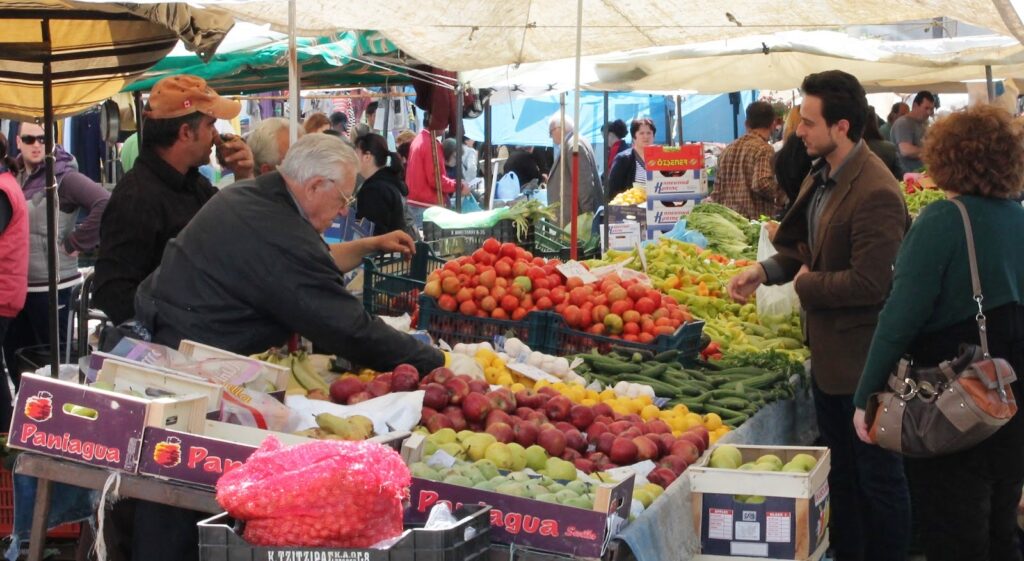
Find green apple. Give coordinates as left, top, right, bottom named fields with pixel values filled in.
left=544, top=457, right=577, bottom=481
left=442, top=474, right=473, bottom=487
left=495, top=482, right=527, bottom=497
left=564, top=496, right=593, bottom=509
left=633, top=489, right=654, bottom=508
left=756, top=454, right=783, bottom=470
left=782, top=462, right=806, bottom=473
left=429, top=428, right=458, bottom=445
left=753, top=462, right=780, bottom=472
left=525, top=445, right=548, bottom=471
left=474, top=459, right=500, bottom=480
left=791, top=453, right=818, bottom=471
left=457, top=430, right=475, bottom=442
left=410, top=462, right=441, bottom=481
left=738, top=462, right=757, bottom=471
left=484, top=443, right=513, bottom=469
left=536, top=493, right=560, bottom=503
left=439, top=443, right=465, bottom=459
left=709, top=445, right=743, bottom=469
left=745, top=495, right=766, bottom=504
left=474, top=480, right=498, bottom=491
left=465, top=433, right=497, bottom=461
left=506, top=443, right=528, bottom=471
left=566, top=480, right=591, bottom=495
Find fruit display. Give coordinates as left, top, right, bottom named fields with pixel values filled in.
left=706, top=445, right=819, bottom=504
left=252, top=350, right=335, bottom=398
left=327, top=363, right=421, bottom=405
left=587, top=237, right=808, bottom=360
left=685, top=203, right=761, bottom=260
left=610, top=186, right=646, bottom=206
left=293, top=413, right=374, bottom=441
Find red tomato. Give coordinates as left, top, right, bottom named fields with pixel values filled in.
left=512, top=307, right=528, bottom=321
left=635, top=297, right=657, bottom=315
left=479, top=269, right=497, bottom=289
left=482, top=238, right=501, bottom=255
left=528, top=266, right=546, bottom=282
left=533, top=277, right=550, bottom=291
left=646, top=289, right=663, bottom=302
left=495, top=277, right=509, bottom=288
left=638, top=332, right=655, bottom=344
left=623, top=334, right=640, bottom=342
left=610, top=300, right=631, bottom=317
left=501, top=294, right=519, bottom=313
left=520, top=295, right=534, bottom=309
left=579, top=303, right=594, bottom=328
left=443, top=261, right=461, bottom=273
left=626, top=284, right=647, bottom=301
left=491, top=307, right=508, bottom=319
left=532, top=257, right=546, bottom=266
left=563, top=305, right=582, bottom=328
left=607, top=286, right=628, bottom=302
left=500, top=242, right=518, bottom=259
left=565, top=277, right=585, bottom=290
left=655, top=317, right=672, bottom=327
left=570, top=287, right=589, bottom=306
left=592, top=305, right=610, bottom=324
left=550, top=286, right=567, bottom=304
left=438, top=294, right=457, bottom=312
left=655, top=325, right=676, bottom=336
left=588, top=323, right=606, bottom=335
left=456, top=287, right=473, bottom=303
left=494, top=261, right=513, bottom=278
left=473, top=286, right=489, bottom=300
left=480, top=296, right=497, bottom=312
left=491, top=286, right=507, bottom=300
left=622, top=310, right=641, bottom=324
left=536, top=296, right=553, bottom=310
left=623, top=322, right=640, bottom=335
left=554, top=302, right=567, bottom=314
left=593, top=293, right=609, bottom=307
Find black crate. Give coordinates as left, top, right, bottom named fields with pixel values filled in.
left=422, top=219, right=533, bottom=256
left=362, top=242, right=445, bottom=317
left=199, top=504, right=491, bottom=561
left=540, top=312, right=705, bottom=358
left=532, top=219, right=600, bottom=261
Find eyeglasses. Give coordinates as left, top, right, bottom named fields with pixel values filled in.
left=325, top=178, right=355, bottom=209
left=19, top=135, right=45, bottom=145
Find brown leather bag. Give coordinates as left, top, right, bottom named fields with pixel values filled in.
left=865, top=199, right=1018, bottom=458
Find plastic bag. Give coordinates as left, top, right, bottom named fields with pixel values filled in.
left=216, top=436, right=411, bottom=547
left=423, top=205, right=508, bottom=229
left=496, top=171, right=520, bottom=200
left=754, top=223, right=801, bottom=316
left=459, top=194, right=482, bottom=213
left=653, top=219, right=708, bottom=248
left=219, top=385, right=304, bottom=433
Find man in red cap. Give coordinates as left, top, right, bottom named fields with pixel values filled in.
left=90, top=75, right=252, bottom=561
left=93, top=75, right=254, bottom=327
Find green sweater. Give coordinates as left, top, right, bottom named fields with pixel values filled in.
left=854, top=195, right=1024, bottom=409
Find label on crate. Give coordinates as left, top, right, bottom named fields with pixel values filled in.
left=734, top=520, right=760, bottom=541
left=138, top=427, right=256, bottom=488
left=701, top=494, right=802, bottom=558
left=643, top=145, right=704, bottom=171
left=766, top=511, right=792, bottom=543
left=603, top=222, right=643, bottom=252
left=708, top=508, right=733, bottom=540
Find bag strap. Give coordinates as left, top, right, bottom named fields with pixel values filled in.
left=950, top=198, right=991, bottom=359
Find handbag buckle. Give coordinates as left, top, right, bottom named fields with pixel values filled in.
left=897, top=378, right=918, bottom=401
left=916, top=381, right=939, bottom=403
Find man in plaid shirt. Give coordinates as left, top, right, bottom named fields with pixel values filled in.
left=710, top=101, right=787, bottom=219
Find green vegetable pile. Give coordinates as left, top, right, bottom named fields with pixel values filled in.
left=686, top=203, right=761, bottom=260
left=904, top=189, right=945, bottom=217
left=505, top=199, right=558, bottom=239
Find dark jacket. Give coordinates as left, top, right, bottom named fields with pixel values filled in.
left=607, top=147, right=641, bottom=199
left=356, top=167, right=408, bottom=235
left=866, top=139, right=903, bottom=180
left=93, top=149, right=218, bottom=324
left=503, top=149, right=542, bottom=187
left=134, top=171, right=445, bottom=374
left=766, top=143, right=910, bottom=394
left=773, top=134, right=814, bottom=218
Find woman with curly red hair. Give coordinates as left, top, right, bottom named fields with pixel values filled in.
left=853, top=104, right=1024, bottom=561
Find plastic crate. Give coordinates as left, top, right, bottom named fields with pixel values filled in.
left=417, top=295, right=548, bottom=350
left=198, top=504, right=491, bottom=561
left=362, top=242, right=445, bottom=317
left=0, top=464, right=80, bottom=538
left=422, top=219, right=533, bottom=256
left=540, top=312, right=705, bottom=357
left=531, top=219, right=600, bottom=261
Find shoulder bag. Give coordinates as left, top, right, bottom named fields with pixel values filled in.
left=865, top=198, right=1018, bottom=457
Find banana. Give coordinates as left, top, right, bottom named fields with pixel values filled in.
left=291, top=355, right=329, bottom=393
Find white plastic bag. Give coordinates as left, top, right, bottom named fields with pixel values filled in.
left=495, top=171, right=520, bottom=200
left=754, top=223, right=801, bottom=316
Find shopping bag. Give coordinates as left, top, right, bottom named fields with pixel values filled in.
left=754, top=223, right=801, bottom=316
left=496, top=171, right=521, bottom=200
left=459, top=194, right=482, bottom=213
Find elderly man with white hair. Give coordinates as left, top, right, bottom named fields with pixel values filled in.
left=546, top=114, right=603, bottom=227
left=134, top=133, right=446, bottom=375
left=247, top=116, right=293, bottom=176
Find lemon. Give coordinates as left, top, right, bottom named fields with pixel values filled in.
left=703, top=413, right=723, bottom=431
left=640, top=404, right=661, bottom=421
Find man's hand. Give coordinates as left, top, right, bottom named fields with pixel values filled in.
left=727, top=264, right=767, bottom=303
left=461, top=181, right=472, bottom=196
left=216, top=135, right=255, bottom=180
left=372, top=230, right=416, bottom=258
left=794, top=264, right=811, bottom=282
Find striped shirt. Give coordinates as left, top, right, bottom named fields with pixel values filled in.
left=710, top=132, right=785, bottom=219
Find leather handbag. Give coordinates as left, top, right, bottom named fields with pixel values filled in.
left=865, top=199, right=1018, bottom=457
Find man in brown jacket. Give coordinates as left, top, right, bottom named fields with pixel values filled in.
left=728, top=70, right=911, bottom=561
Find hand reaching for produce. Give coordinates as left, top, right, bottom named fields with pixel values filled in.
left=853, top=408, right=872, bottom=444
left=727, top=264, right=766, bottom=303
left=373, top=230, right=416, bottom=258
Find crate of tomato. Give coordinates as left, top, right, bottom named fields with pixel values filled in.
left=362, top=242, right=444, bottom=320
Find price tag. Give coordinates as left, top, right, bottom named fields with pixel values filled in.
left=556, top=261, right=599, bottom=284
left=636, top=242, right=649, bottom=274
left=505, top=362, right=561, bottom=384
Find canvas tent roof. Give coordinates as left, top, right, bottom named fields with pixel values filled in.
left=84, top=0, right=1024, bottom=71
left=460, top=31, right=1024, bottom=94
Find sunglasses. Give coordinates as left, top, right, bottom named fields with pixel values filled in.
left=19, top=135, right=45, bottom=145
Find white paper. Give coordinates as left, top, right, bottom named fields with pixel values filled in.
left=286, top=390, right=424, bottom=435
left=556, top=261, right=599, bottom=284
left=708, top=508, right=733, bottom=540
left=426, top=449, right=458, bottom=469
left=735, top=520, right=761, bottom=541
left=505, top=362, right=561, bottom=384
left=766, top=511, right=792, bottom=543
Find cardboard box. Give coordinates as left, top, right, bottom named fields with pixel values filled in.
left=96, top=357, right=225, bottom=413
left=9, top=373, right=207, bottom=472
left=689, top=445, right=831, bottom=561
left=644, top=144, right=708, bottom=197
left=646, top=199, right=697, bottom=227
left=402, top=434, right=632, bottom=559
left=138, top=420, right=411, bottom=489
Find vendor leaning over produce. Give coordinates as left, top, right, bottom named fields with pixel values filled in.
left=130, top=133, right=456, bottom=561
left=135, top=133, right=446, bottom=375
left=727, top=70, right=912, bottom=561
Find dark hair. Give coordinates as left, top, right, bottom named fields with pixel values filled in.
left=322, top=129, right=342, bottom=137
left=913, top=91, right=935, bottom=106
left=355, top=132, right=403, bottom=176
left=329, top=111, right=350, bottom=130
left=396, top=142, right=411, bottom=162
left=630, top=118, right=656, bottom=137
left=800, top=70, right=868, bottom=143
left=862, top=107, right=884, bottom=142
left=141, top=107, right=205, bottom=150
left=366, top=101, right=379, bottom=114
left=608, top=119, right=628, bottom=139
left=0, top=133, right=15, bottom=171
left=887, top=102, right=907, bottom=125
left=774, top=133, right=814, bottom=205
left=745, top=101, right=776, bottom=130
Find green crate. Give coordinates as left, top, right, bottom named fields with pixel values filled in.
left=532, top=219, right=600, bottom=260
left=362, top=242, right=445, bottom=317
left=422, top=219, right=533, bottom=257
left=417, top=295, right=549, bottom=349
left=539, top=312, right=705, bottom=357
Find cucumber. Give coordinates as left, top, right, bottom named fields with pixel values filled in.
left=639, top=363, right=669, bottom=380
left=653, top=349, right=680, bottom=363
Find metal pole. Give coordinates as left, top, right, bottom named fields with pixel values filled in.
left=483, top=98, right=493, bottom=209
left=382, top=86, right=392, bottom=138
left=665, top=97, right=674, bottom=146
left=570, top=0, right=583, bottom=260
left=42, top=21, right=58, bottom=377
left=986, top=65, right=996, bottom=103
left=455, top=83, right=464, bottom=213
left=559, top=92, right=566, bottom=224
left=133, top=90, right=144, bottom=145
left=287, top=0, right=299, bottom=143
left=602, top=91, right=609, bottom=176
left=676, top=95, right=684, bottom=144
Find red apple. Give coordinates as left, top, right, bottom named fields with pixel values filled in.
left=461, top=392, right=493, bottom=422
left=592, top=402, right=614, bottom=419
left=609, top=437, right=639, bottom=465
left=514, top=406, right=535, bottom=419
left=425, top=413, right=454, bottom=432
left=442, top=406, right=467, bottom=431
left=596, top=432, right=616, bottom=455
left=623, top=414, right=642, bottom=424
left=468, top=379, right=490, bottom=394
left=564, top=428, right=587, bottom=452
left=544, top=395, right=573, bottom=422
left=538, top=428, right=567, bottom=457
left=594, top=415, right=616, bottom=426
left=443, top=378, right=471, bottom=405
left=621, top=427, right=644, bottom=440
left=569, top=405, right=595, bottom=431
left=424, top=366, right=455, bottom=385
left=561, top=448, right=583, bottom=462
left=633, top=436, right=660, bottom=462
left=652, top=434, right=675, bottom=457
left=688, top=426, right=711, bottom=450
left=391, top=364, right=420, bottom=392
left=486, top=409, right=513, bottom=427
left=526, top=411, right=549, bottom=427
left=669, top=440, right=700, bottom=464
left=608, top=420, right=631, bottom=434
left=513, top=422, right=539, bottom=447
left=366, top=376, right=392, bottom=397
left=644, top=420, right=672, bottom=434
left=422, top=383, right=450, bottom=410
left=486, top=422, right=515, bottom=444
left=554, top=421, right=576, bottom=433
left=486, top=389, right=516, bottom=413
left=347, top=391, right=372, bottom=404
left=514, top=389, right=544, bottom=409
left=574, top=458, right=596, bottom=473
left=537, top=386, right=559, bottom=398
left=329, top=377, right=365, bottom=404
left=647, top=467, right=678, bottom=489
left=420, top=407, right=438, bottom=422
left=679, top=429, right=708, bottom=454
left=587, top=421, right=609, bottom=445
left=658, top=455, right=690, bottom=476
